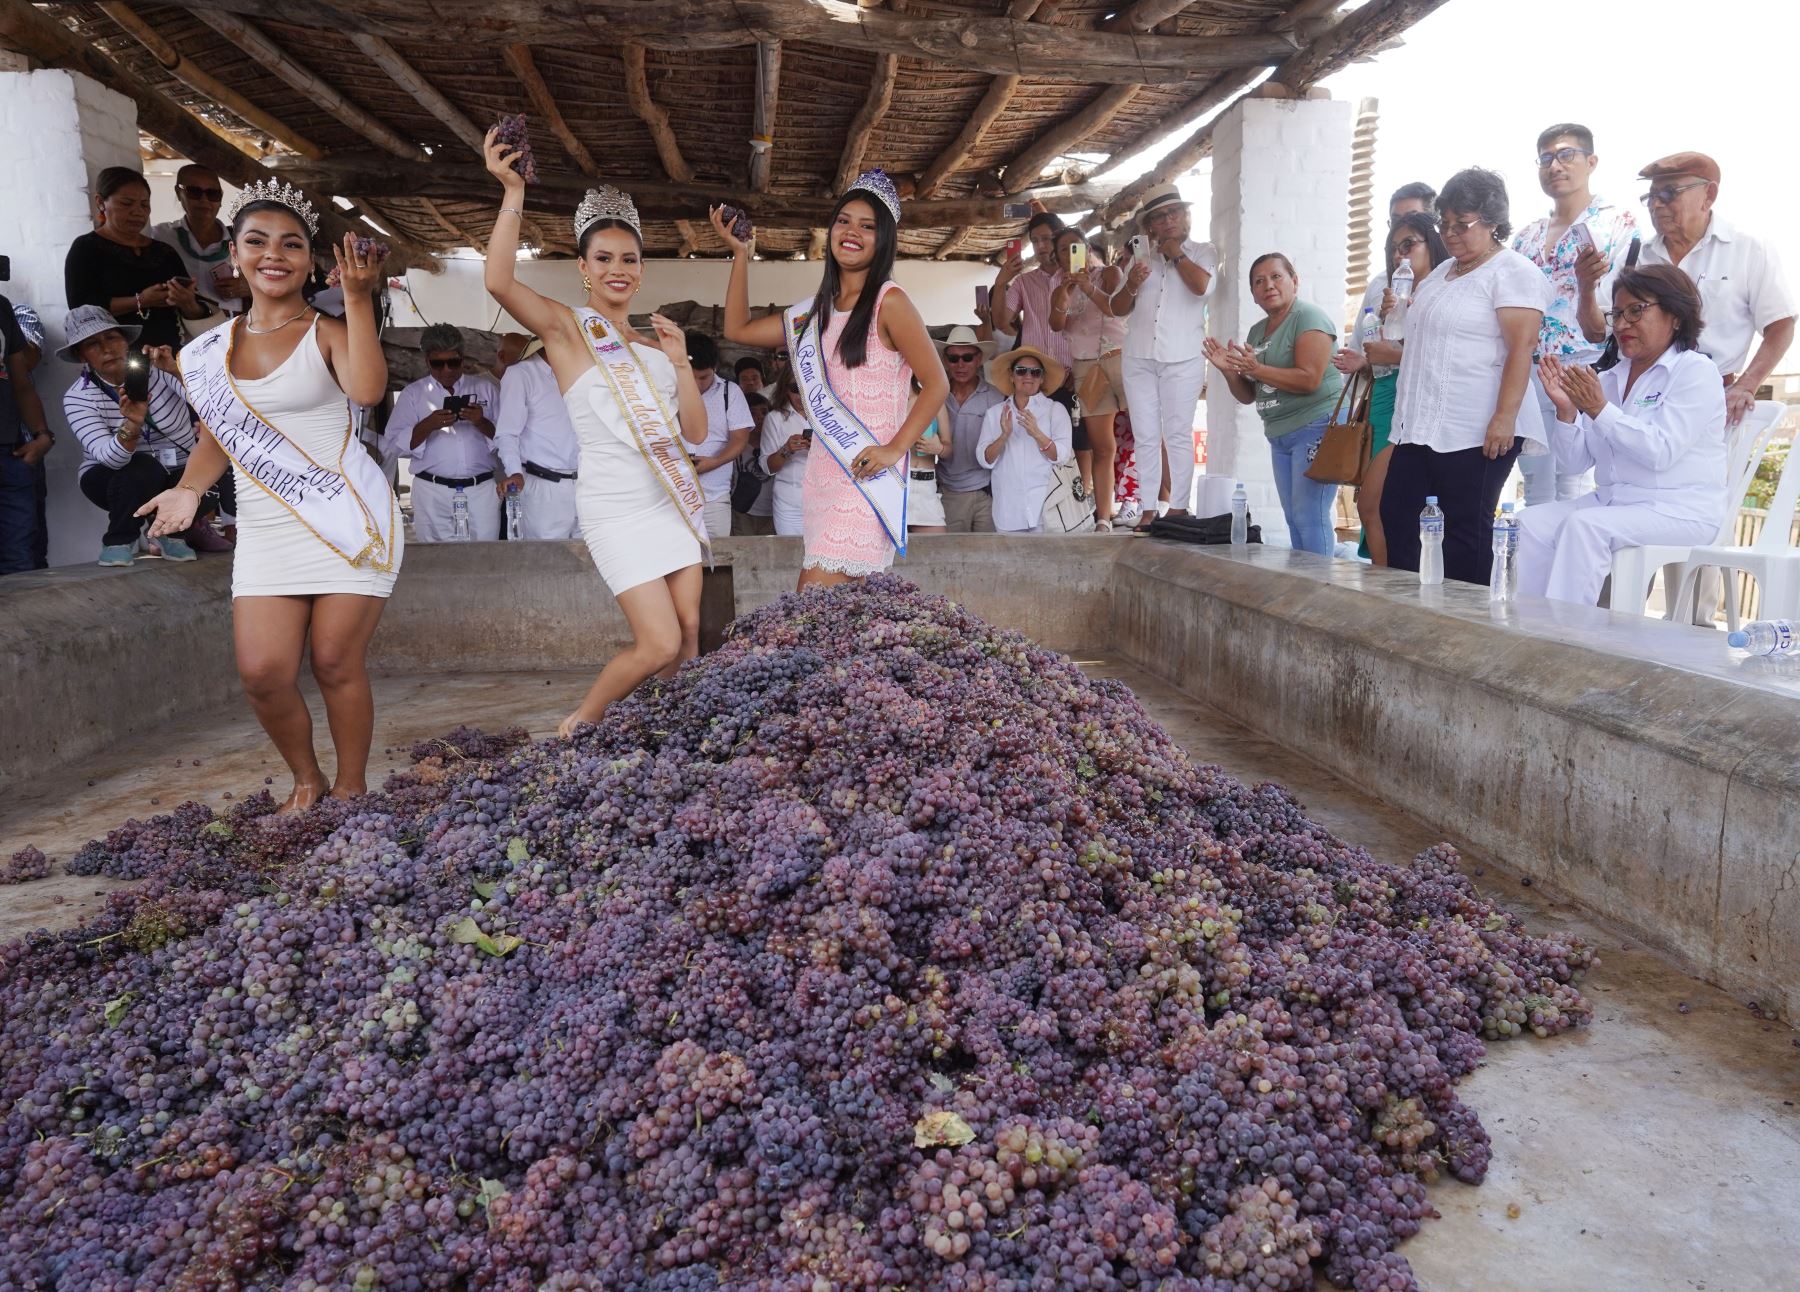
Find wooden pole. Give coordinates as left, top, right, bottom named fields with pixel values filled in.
left=1000, top=85, right=1136, bottom=194
left=749, top=40, right=780, bottom=193
left=620, top=44, right=700, bottom=254
left=833, top=54, right=897, bottom=194
left=348, top=33, right=486, bottom=154
left=500, top=45, right=599, bottom=178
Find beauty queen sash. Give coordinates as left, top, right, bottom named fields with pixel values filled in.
left=180, top=321, right=396, bottom=570
left=783, top=300, right=907, bottom=552
left=574, top=308, right=709, bottom=552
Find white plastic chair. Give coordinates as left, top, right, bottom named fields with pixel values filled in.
left=1669, top=414, right=1800, bottom=628
left=1609, top=399, right=1786, bottom=616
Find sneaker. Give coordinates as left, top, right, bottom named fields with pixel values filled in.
left=152, top=535, right=197, bottom=562
left=134, top=534, right=164, bottom=559
left=186, top=520, right=236, bottom=553
left=98, top=544, right=134, bottom=567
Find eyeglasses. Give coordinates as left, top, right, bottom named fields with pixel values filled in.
left=1011, top=365, right=1044, bottom=377
left=1536, top=146, right=1591, bottom=169
left=180, top=185, right=224, bottom=201
left=1440, top=216, right=1489, bottom=238
left=428, top=358, right=463, bottom=370
left=1603, top=301, right=1660, bottom=326
left=944, top=351, right=982, bottom=363
left=1641, top=180, right=1708, bottom=207
left=1394, top=236, right=1425, bottom=255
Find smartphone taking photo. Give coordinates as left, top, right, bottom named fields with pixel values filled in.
left=122, top=352, right=151, bottom=403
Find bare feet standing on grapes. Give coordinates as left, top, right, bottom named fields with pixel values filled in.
left=276, top=780, right=328, bottom=815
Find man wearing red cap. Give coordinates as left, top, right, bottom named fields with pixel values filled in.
left=1633, top=151, right=1793, bottom=427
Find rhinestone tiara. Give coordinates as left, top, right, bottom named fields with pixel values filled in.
left=844, top=168, right=901, bottom=224
left=226, top=179, right=320, bottom=237
left=575, top=185, right=641, bottom=240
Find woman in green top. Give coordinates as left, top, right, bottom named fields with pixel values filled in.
left=1334, top=212, right=1450, bottom=563
left=1204, top=253, right=1343, bottom=555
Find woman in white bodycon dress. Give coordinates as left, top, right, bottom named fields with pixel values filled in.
left=138, top=187, right=399, bottom=812
left=481, top=129, right=709, bottom=736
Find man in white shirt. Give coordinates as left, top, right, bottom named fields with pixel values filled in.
left=685, top=331, right=754, bottom=541
left=1633, top=152, right=1794, bottom=428
left=150, top=165, right=245, bottom=325
left=493, top=338, right=580, bottom=540
left=1111, top=185, right=1217, bottom=530
left=385, top=324, right=502, bottom=541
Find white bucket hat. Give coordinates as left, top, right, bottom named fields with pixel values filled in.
left=58, top=305, right=140, bottom=364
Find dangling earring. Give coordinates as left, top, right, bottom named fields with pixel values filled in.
left=581, top=271, right=592, bottom=293
left=231, top=264, right=240, bottom=278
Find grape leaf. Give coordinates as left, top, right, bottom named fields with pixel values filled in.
left=506, top=838, right=529, bottom=863
left=472, top=880, right=497, bottom=899
left=102, top=992, right=135, bottom=1028
left=913, top=1110, right=975, bottom=1148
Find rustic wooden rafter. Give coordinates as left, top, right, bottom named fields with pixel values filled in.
left=348, top=32, right=485, bottom=153
left=621, top=44, right=701, bottom=255
left=500, top=45, right=599, bottom=177
left=749, top=40, right=780, bottom=192
left=833, top=53, right=897, bottom=194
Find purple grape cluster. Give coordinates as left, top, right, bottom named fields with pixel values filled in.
left=493, top=113, right=537, bottom=184
left=0, top=577, right=1593, bottom=1289
left=0, top=846, right=51, bottom=885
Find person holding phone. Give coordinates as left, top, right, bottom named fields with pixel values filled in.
left=57, top=306, right=200, bottom=564
left=1049, top=228, right=1127, bottom=530
left=1511, top=123, right=1638, bottom=505
left=152, top=163, right=249, bottom=321
left=990, top=213, right=1071, bottom=375
left=759, top=370, right=811, bottom=537
left=384, top=323, right=502, bottom=540
left=65, top=168, right=209, bottom=351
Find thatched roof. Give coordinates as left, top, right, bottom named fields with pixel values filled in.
left=3, top=0, right=1447, bottom=266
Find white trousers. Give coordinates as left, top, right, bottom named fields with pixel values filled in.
left=1121, top=355, right=1205, bottom=513
left=773, top=497, right=805, bottom=536
left=412, top=476, right=501, bottom=541
left=702, top=495, right=733, bottom=544
left=1516, top=492, right=1713, bottom=606
left=519, top=474, right=580, bottom=540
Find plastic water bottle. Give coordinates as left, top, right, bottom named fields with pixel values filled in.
left=1727, top=619, right=1797, bottom=656
left=1488, top=503, right=1517, bottom=602
left=504, top=482, right=523, bottom=541
left=1385, top=262, right=1414, bottom=342
left=1230, top=482, right=1248, bottom=546
left=451, top=486, right=471, bottom=541
left=1357, top=306, right=1379, bottom=352
left=1418, top=495, right=1444, bottom=586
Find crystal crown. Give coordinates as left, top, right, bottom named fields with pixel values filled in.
left=575, top=186, right=642, bottom=240
left=226, top=179, right=320, bottom=237
left=844, top=168, right=901, bottom=224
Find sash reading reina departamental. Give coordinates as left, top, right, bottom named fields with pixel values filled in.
left=783, top=300, right=908, bottom=552
left=179, top=322, right=396, bottom=570
left=574, top=307, right=709, bottom=552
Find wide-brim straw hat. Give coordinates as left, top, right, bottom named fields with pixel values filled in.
left=58, top=304, right=140, bottom=363
left=937, top=324, right=995, bottom=359
left=987, top=345, right=1066, bottom=396
left=1136, top=183, right=1191, bottom=227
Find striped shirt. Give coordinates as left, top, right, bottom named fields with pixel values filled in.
left=64, top=365, right=197, bottom=478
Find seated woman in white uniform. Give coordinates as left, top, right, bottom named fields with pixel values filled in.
left=480, top=128, right=710, bottom=736
left=137, top=181, right=401, bottom=813
left=1523, top=264, right=1726, bottom=606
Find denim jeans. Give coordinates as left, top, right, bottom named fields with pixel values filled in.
left=0, top=450, right=39, bottom=575
left=1267, top=415, right=1338, bottom=556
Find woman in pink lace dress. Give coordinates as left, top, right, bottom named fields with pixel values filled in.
left=713, top=172, right=947, bottom=588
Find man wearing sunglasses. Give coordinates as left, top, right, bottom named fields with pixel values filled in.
left=150, top=164, right=247, bottom=320
left=1633, top=152, right=1793, bottom=429
left=935, top=326, right=1004, bottom=532
left=1511, top=123, right=1636, bottom=505
left=385, top=324, right=502, bottom=541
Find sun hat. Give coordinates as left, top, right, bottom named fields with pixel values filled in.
left=58, top=304, right=140, bottom=363
left=987, top=345, right=1066, bottom=396
left=937, top=325, right=995, bottom=359
left=1136, top=183, right=1191, bottom=227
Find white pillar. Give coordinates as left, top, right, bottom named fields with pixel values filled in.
left=0, top=69, right=141, bottom=567
left=1204, top=90, right=1353, bottom=529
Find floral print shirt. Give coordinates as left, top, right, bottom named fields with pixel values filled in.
left=1512, top=197, right=1638, bottom=360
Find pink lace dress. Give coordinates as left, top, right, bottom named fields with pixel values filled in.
left=801, top=283, right=913, bottom=575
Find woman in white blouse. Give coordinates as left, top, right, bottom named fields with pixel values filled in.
left=758, top=372, right=810, bottom=537
left=976, top=346, right=1073, bottom=534
left=1382, top=168, right=1550, bottom=584
left=1521, top=265, right=1725, bottom=604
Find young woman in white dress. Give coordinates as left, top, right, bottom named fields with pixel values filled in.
left=136, top=183, right=400, bottom=813
left=481, top=130, right=710, bottom=736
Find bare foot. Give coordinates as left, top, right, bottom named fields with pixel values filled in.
left=276, top=781, right=328, bottom=815
left=329, top=783, right=367, bottom=802
left=557, top=711, right=584, bottom=739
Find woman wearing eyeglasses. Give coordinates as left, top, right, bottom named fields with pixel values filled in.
left=1382, top=168, right=1550, bottom=585
left=1334, top=213, right=1450, bottom=564
left=151, top=164, right=251, bottom=322
left=975, top=347, right=1073, bottom=534
left=1519, top=265, right=1725, bottom=605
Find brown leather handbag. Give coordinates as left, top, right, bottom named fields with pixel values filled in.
left=1304, top=370, right=1373, bottom=486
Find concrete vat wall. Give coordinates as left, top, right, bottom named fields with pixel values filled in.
left=1111, top=543, right=1800, bottom=1020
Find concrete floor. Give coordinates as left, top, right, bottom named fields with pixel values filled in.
left=2, top=666, right=1797, bottom=1291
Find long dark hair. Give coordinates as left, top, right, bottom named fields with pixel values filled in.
left=1385, top=212, right=1449, bottom=283
left=806, top=193, right=897, bottom=370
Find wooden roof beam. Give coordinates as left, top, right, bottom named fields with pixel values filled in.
left=749, top=40, right=780, bottom=193
left=620, top=45, right=699, bottom=255
left=191, top=10, right=428, bottom=162
left=348, top=33, right=485, bottom=155
left=833, top=53, right=897, bottom=194
left=915, top=75, right=1018, bottom=199
left=1000, top=84, right=1136, bottom=194
left=95, top=2, right=322, bottom=157
left=501, top=45, right=599, bottom=178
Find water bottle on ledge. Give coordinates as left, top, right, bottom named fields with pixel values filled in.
left=504, top=481, right=523, bottom=541
left=1727, top=619, right=1796, bottom=656
left=451, top=486, right=471, bottom=541
left=1230, top=482, right=1248, bottom=546
left=1418, top=496, right=1444, bottom=586
left=1488, top=503, right=1517, bottom=603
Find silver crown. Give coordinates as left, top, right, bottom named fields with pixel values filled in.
left=226, top=179, right=320, bottom=237
left=575, top=186, right=641, bottom=240
left=844, top=168, right=901, bottom=224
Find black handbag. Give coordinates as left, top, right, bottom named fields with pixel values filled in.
left=1147, top=512, right=1261, bottom=545
left=1592, top=235, right=1641, bottom=373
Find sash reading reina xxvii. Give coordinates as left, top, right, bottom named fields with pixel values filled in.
left=179, top=322, right=396, bottom=569
left=575, top=308, right=709, bottom=551
left=783, top=300, right=908, bottom=552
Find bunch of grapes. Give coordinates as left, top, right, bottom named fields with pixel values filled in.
left=0, top=847, right=51, bottom=885
left=0, top=577, right=1593, bottom=1289
left=493, top=113, right=537, bottom=183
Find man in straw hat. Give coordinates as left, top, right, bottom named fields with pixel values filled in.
left=493, top=335, right=582, bottom=539
left=935, top=324, right=1004, bottom=532
left=975, top=344, right=1073, bottom=534
left=1110, top=184, right=1218, bottom=531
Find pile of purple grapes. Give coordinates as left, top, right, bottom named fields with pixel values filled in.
left=0, top=578, right=1592, bottom=1289
left=493, top=113, right=537, bottom=184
